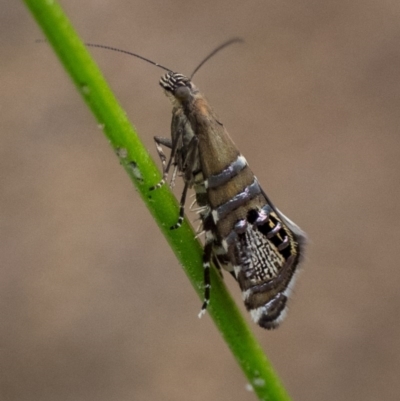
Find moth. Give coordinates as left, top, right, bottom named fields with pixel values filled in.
left=151, top=40, right=306, bottom=329
left=88, top=39, right=306, bottom=329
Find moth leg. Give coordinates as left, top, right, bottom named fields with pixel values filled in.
left=150, top=137, right=172, bottom=190
left=198, top=238, right=213, bottom=318
left=170, top=181, right=190, bottom=230
left=150, top=133, right=182, bottom=190
left=170, top=136, right=199, bottom=230
left=212, top=254, right=224, bottom=278
left=170, top=164, right=179, bottom=189
left=182, top=136, right=199, bottom=183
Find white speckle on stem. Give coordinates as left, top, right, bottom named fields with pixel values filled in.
left=116, top=148, right=128, bottom=158
left=252, top=378, right=265, bottom=388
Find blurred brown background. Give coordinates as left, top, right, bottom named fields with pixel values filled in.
left=2, top=1, right=400, bottom=400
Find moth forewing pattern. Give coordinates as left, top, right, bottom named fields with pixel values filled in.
left=151, top=70, right=306, bottom=330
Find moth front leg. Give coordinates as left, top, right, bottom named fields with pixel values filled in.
left=150, top=136, right=173, bottom=190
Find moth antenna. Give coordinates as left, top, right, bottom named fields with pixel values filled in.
left=84, top=43, right=173, bottom=72
left=190, top=37, right=243, bottom=79
left=36, top=39, right=172, bottom=72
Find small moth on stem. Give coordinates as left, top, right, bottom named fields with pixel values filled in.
left=87, top=39, right=306, bottom=329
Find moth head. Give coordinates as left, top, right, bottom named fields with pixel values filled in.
left=159, top=72, right=197, bottom=103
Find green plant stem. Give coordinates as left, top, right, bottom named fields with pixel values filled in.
left=23, top=1, right=293, bottom=400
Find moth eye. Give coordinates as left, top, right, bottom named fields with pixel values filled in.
left=174, top=85, right=191, bottom=101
